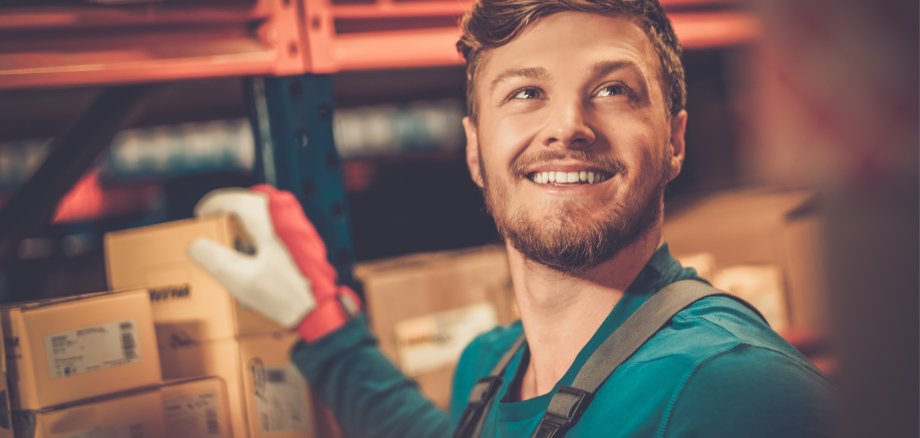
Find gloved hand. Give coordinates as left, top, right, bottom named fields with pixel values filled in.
left=187, top=184, right=360, bottom=342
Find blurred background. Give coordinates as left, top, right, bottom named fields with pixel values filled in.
left=0, top=0, right=916, bottom=436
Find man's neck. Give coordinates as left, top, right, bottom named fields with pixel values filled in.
left=507, top=228, right=662, bottom=400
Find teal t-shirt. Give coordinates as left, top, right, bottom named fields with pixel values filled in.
left=292, top=244, right=833, bottom=437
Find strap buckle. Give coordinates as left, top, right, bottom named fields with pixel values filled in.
left=532, top=386, right=593, bottom=438
left=453, top=376, right=504, bottom=438
left=468, top=376, right=503, bottom=405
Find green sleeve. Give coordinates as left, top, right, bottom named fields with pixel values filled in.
left=662, top=344, right=835, bottom=438
left=290, top=315, right=451, bottom=438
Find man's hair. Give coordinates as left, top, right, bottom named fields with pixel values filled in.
left=457, top=0, right=686, bottom=120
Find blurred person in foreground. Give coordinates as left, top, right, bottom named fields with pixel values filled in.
left=187, top=1, right=833, bottom=436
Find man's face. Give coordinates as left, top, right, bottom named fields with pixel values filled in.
left=464, top=12, right=687, bottom=272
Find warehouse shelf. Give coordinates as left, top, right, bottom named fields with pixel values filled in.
left=2, top=0, right=766, bottom=299
left=1, top=0, right=759, bottom=90
left=0, top=0, right=335, bottom=91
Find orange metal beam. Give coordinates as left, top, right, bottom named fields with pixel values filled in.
left=334, top=27, right=464, bottom=71
left=0, top=30, right=276, bottom=90
left=0, top=1, right=758, bottom=90
left=331, top=11, right=760, bottom=72
left=0, top=4, right=270, bottom=30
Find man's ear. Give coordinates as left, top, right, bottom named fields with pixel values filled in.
left=463, top=116, right=484, bottom=189
left=667, top=110, right=688, bottom=182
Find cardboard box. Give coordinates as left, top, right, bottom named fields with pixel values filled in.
left=12, top=387, right=166, bottom=438
left=158, top=333, right=314, bottom=438
left=2, top=290, right=161, bottom=411
left=105, top=215, right=282, bottom=344
left=777, top=214, right=829, bottom=331
left=162, top=378, right=233, bottom=438
left=664, top=188, right=827, bottom=332
left=356, top=245, right=517, bottom=408
left=664, top=189, right=814, bottom=266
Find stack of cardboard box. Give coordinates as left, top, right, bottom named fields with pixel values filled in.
left=1, top=289, right=233, bottom=437
left=105, top=216, right=315, bottom=438
left=2, top=213, right=519, bottom=435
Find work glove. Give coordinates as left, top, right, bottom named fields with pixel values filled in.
left=187, top=184, right=360, bottom=342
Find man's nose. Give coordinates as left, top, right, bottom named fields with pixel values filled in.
left=540, top=98, right=596, bottom=149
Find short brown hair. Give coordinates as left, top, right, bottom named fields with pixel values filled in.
left=457, top=0, right=686, bottom=120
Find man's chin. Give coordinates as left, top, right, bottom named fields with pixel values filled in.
left=498, top=202, right=660, bottom=274
left=502, top=221, right=616, bottom=273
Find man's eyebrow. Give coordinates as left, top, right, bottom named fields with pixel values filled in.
left=588, top=60, right=644, bottom=79
left=488, top=67, right=551, bottom=94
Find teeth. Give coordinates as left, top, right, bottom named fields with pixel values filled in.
left=530, top=170, right=610, bottom=185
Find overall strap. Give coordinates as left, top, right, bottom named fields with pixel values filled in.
left=531, top=280, right=767, bottom=438
left=453, top=335, right=526, bottom=438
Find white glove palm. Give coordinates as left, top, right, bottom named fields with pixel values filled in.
left=187, top=188, right=315, bottom=328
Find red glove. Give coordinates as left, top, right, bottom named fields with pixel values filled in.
left=188, top=184, right=360, bottom=341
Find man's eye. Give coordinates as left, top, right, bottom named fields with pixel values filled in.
left=596, top=84, right=630, bottom=97
left=511, top=88, right=542, bottom=100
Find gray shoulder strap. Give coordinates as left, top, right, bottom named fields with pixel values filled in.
left=532, top=280, right=766, bottom=438
left=453, top=335, right=526, bottom=438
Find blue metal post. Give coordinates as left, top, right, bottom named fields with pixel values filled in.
left=248, top=74, right=356, bottom=287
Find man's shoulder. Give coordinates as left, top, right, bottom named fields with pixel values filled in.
left=461, top=321, right=524, bottom=367
left=633, top=294, right=810, bottom=366
left=607, top=296, right=833, bottom=437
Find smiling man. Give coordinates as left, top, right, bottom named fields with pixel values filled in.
left=187, top=1, right=833, bottom=437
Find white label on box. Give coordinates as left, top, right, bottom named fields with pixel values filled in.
left=713, top=264, right=789, bottom=332
left=252, top=364, right=309, bottom=433
left=394, top=303, right=498, bottom=376
left=51, top=423, right=144, bottom=438
left=164, top=389, right=224, bottom=437
left=44, top=320, right=141, bottom=379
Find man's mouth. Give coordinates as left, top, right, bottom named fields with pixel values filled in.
left=527, top=170, right=613, bottom=185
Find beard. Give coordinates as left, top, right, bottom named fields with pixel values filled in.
left=480, top=149, right=670, bottom=273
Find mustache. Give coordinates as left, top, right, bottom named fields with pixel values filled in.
left=511, top=150, right=627, bottom=176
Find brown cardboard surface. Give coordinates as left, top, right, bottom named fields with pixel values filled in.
left=13, top=387, right=166, bottom=438
left=105, top=215, right=282, bottom=343
left=159, top=333, right=314, bottom=438
left=664, top=189, right=813, bottom=265
left=162, top=377, right=233, bottom=438
left=2, top=289, right=161, bottom=411
left=356, top=245, right=516, bottom=409
left=778, top=216, right=829, bottom=331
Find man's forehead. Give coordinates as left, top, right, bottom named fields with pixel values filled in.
left=474, top=12, right=660, bottom=88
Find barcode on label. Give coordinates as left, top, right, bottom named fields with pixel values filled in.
left=267, top=369, right=286, bottom=383
left=206, top=408, right=220, bottom=436
left=50, top=335, right=67, bottom=354
left=121, top=332, right=136, bottom=360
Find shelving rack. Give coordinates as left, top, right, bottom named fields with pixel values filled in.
left=0, top=0, right=760, bottom=290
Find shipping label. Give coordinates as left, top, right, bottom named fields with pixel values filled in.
left=164, top=389, right=225, bottom=437
left=394, top=302, right=498, bottom=375
left=44, top=320, right=141, bottom=379
left=50, top=423, right=144, bottom=438
left=251, top=363, right=309, bottom=433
